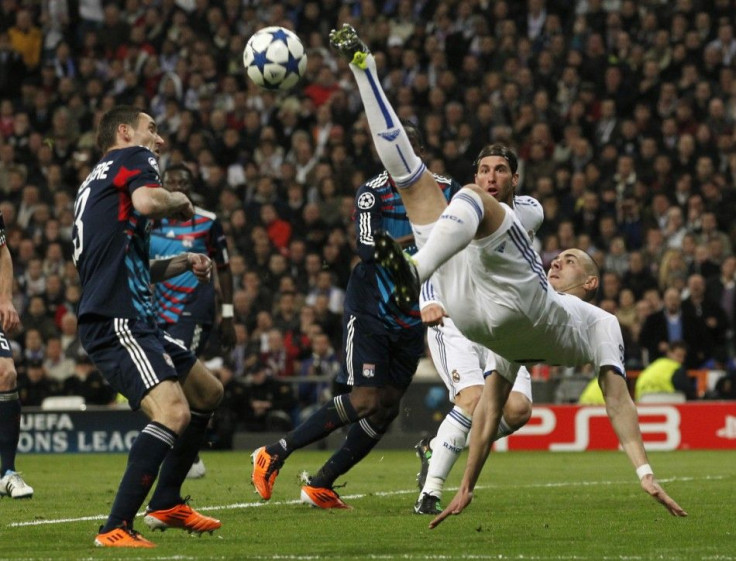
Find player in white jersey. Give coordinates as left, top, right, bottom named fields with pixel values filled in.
left=328, top=24, right=687, bottom=523
left=413, top=146, right=542, bottom=515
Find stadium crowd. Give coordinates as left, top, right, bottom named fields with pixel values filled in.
left=2, top=0, right=736, bottom=432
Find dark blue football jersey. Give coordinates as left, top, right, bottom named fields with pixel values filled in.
left=73, top=146, right=162, bottom=321
left=346, top=171, right=461, bottom=329
left=149, top=208, right=229, bottom=325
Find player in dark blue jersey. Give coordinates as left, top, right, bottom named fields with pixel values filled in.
left=0, top=211, right=34, bottom=499
left=73, top=106, right=224, bottom=548
left=251, top=121, right=461, bottom=508
left=150, top=163, right=236, bottom=479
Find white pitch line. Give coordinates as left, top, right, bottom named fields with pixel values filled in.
left=7, top=475, right=724, bottom=528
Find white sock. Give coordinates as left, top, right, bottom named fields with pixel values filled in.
left=493, top=416, right=515, bottom=441
left=414, top=188, right=484, bottom=281
left=347, top=54, right=425, bottom=187
left=421, top=406, right=472, bottom=499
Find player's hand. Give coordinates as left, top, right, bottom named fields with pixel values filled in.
left=188, top=253, right=212, bottom=283
left=429, top=487, right=474, bottom=529
left=421, top=303, right=447, bottom=327
left=219, top=317, right=236, bottom=351
left=0, top=299, right=20, bottom=333
left=640, top=475, right=688, bottom=517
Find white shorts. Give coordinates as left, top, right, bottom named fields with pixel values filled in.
left=416, top=206, right=626, bottom=380
left=427, top=317, right=533, bottom=403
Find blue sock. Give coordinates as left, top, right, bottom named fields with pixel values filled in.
left=267, top=394, right=359, bottom=460
left=309, top=418, right=384, bottom=489
left=101, top=422, right=177, bottom=532
left=148, top=410, right=212, bottom=511
left=0, top=390, right=21, bottom=476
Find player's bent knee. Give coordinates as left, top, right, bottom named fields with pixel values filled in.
left=503, top=393, right=532, bottom=429
left=455, top=385, right=483, bottom=414
left=348, top=387, right=381, bottom=417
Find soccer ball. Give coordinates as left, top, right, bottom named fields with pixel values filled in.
left=243, top=26, right=307, bottom=91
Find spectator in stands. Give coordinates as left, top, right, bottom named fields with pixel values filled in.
left=242, top=362, right=296, bottom=432
left=63, top=351, right=116, bottom=406
left=635, top=341, right=696, bottom=401
left=17, top=358, right=58, bottom=407
left=43, top=336, right=74, bottom=383
left=639, top=287, right=712, bottom=369
left=297, top=332, right=341, bottom=417
left=20, top=296, right=57, bottom=341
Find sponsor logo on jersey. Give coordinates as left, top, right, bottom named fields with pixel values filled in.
left=362, top=363, right=375, bottom=378
left=148, top=157, right=160, bottom=176
left=357, top=192, right=375, bottom=209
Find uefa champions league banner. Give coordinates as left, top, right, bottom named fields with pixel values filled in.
left=18, top=409, right=146, bottom=453
left=494, top=402, right=736, bottom=452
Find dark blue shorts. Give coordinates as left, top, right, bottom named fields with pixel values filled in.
left=160, top=318, right=213, bottom=357
left=78, top=317, right=197, bottom=410
left=0, top=327, right=12, bottom=358
left=337, top=312, right=425, bottom=390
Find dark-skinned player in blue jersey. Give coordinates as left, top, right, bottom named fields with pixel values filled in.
left=73, top=106, right=224, bottom=548
left=150, top=163, right=236, bottom=479
left=251, top=121, right=461, bottom=508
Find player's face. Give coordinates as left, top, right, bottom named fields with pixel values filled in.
left=474, top=155, right=518, bottom=205
left=130, top=113, right=164, bottom=156
left=547, top=249, right=592, bottom=298
left=163, top=169, right=192, bottom=196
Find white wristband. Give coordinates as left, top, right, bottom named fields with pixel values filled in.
left=221, top=304, right=234, bottom=318
left=636, top=463, right=653, bottom=480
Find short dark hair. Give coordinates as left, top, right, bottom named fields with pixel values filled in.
left=97, top=106, right=142, bottom=152
left=163, top=163, right=193, bottom=181
left=401, top=119, right=425, bottom=155
left=473, top=143, right=519, bottom=174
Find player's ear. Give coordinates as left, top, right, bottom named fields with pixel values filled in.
left=584, top=275, right=599, bottom=292
left=511, top=172, right=519, bottom=188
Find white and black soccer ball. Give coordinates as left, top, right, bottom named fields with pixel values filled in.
left=243, top=26, right=307, bottom=91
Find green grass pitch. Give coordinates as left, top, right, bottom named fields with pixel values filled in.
left=1, top=449, right=734, bottom=560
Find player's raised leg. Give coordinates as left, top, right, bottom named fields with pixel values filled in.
left=330, top=24, right=508, bottom=291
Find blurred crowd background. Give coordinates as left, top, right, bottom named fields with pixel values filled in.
left=3, top=0, right=736, bottom=442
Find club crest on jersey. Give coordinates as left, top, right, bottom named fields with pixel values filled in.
left=452, top=369, right=460, bottom=383
left=181, top=236, right=194, bottom=248
left=378, top=128, right=400, bottom=142
left=362, top=363, right=375, bottom=378
left=357, top=192, right=375, bottom=209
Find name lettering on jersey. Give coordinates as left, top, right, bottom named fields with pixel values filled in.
left=357, top=192, right=375, bottom=209
left=80, top=161, right=113, bottom=190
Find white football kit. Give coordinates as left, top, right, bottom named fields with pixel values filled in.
left=421, top=195, right=543, bottom=401
left=414, top=201, right=626, bottom=384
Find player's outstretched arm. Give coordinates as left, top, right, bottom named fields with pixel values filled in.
left=599, top=367, right=687, bottom=517
left=132, top=186, right=194, bottom=220
left=429, top=373, right=512, bottom=529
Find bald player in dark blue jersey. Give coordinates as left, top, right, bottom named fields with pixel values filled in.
left=72, top=106, right=224, bottom=548
left=0, top=211, right=34, bottom=499
left=150, top=163, right=236, bottom=479
left=252, top=121, right=461, bottom=508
